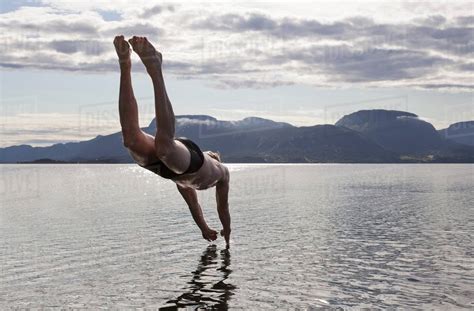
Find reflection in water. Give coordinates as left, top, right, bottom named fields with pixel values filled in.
left=160, top=245, right=236, bottom=310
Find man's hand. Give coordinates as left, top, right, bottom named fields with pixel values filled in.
left=202, top=227, right=218, bottom=242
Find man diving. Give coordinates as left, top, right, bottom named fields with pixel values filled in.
left=113, top=35, right=231, bottom=247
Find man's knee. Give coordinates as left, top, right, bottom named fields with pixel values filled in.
left=122, top=127, right=144, bottom=148
left=122, top=133, right=137, bottom=148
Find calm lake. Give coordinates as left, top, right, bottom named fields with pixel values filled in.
left=0, top=164, right=473, bottom=309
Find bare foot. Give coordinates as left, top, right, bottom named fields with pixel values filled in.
left=113, top=35, right=131, bottom=66
left=128, top=36, right=162, bottom=74
left=202, top=228, right=218, bottom=242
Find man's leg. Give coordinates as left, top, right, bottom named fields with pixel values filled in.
left=129, top=36, right=191, bottom=174
left=114, top=35, right=156, bottom=166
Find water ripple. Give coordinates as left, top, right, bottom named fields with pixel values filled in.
left=1, top=164, right=473, bottom=309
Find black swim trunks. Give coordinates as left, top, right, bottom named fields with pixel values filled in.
left=140, top=137, right=205, bottom=179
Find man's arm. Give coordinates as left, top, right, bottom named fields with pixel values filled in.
left=216, top=167, right=231, bottom=247
left=176, top=184, right=217, bottom=241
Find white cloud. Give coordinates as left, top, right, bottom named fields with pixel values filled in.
left=210, top=108, right=328, bottom=126
left=0, top=1, right=472, bottom=91
left=176, top=117, right=217, bottom=126
left=0, top=113, right=120, bottom=147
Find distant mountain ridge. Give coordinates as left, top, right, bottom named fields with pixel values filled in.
left=336, top=110, right=443, bottom=154
left=438, top=121, right=474, bottom=146
left=1, top=111, right=473, bottom=163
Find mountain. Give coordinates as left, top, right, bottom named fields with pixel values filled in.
left=335, top=110, right=444, bottom=154
left=1, top=111, right=473, bottom=163
left=438, top=121, right=474, bottom=146
left=0, top=114, right=396, bottom=163
left=335, top=110, right=474, bottom=162
left=0, top=132, right=131, bottom=163
left=190, top=123, right=396, bottom=163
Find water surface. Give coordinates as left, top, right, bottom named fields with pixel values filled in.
left=0, top=164, right=473, bottom=309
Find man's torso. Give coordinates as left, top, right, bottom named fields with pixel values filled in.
left=172, top=152, right=226, bottom=190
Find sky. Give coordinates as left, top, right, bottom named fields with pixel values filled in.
left=0, top=0, right=473, bottom=147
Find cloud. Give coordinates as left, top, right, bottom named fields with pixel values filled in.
left=274, top=45, right=452, bottom=82
left=0, top=2, right=472, bottom=91
left=459, top=62, right=474, bottom=71
left=0, top=6, right=101, bottom=36
left=194, top=12, right=473, bottom=56
left=49, top=40, right=108, bottom=55
left=414, top=83, right=474, bottom=90
left=139, top=4, right=175, bottom=18
left=0, top=112, right=120, bottom=147
left=176, top=117, right=217, bottom=126
left=193, top=13, right=357, bottom=38
left=105, top=22, right=163, bottom=37
left=456, top=15, right=474, bottom=25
